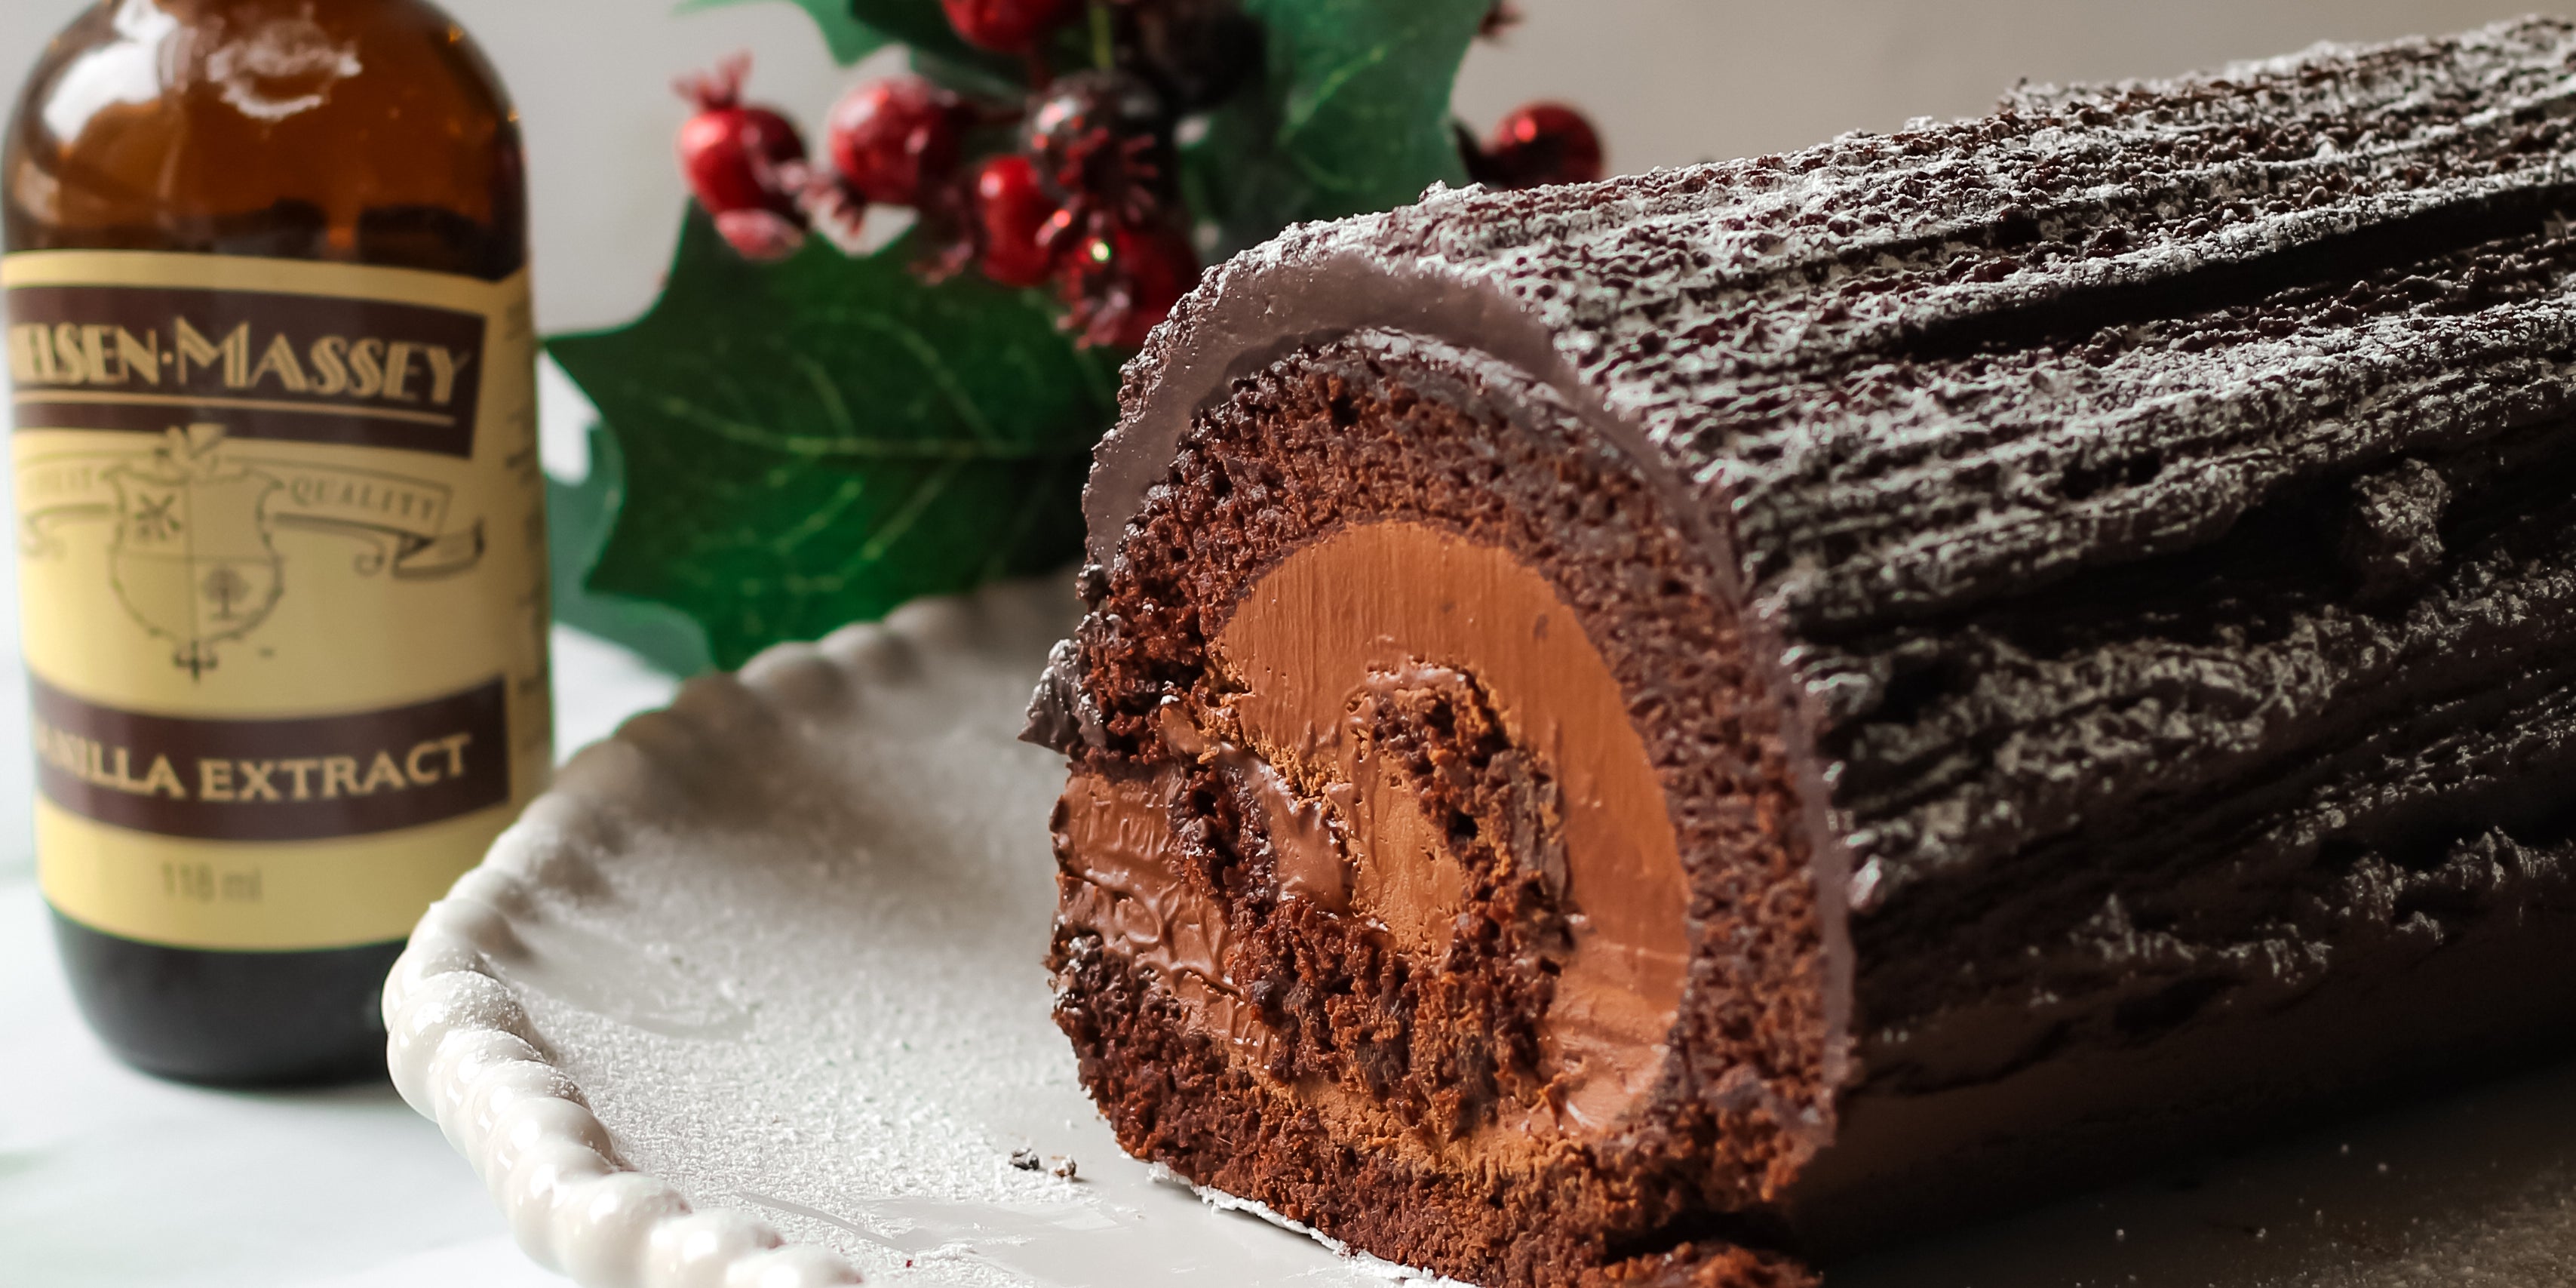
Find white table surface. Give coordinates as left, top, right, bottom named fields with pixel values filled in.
left=0, top=365, right=682, bottom=1288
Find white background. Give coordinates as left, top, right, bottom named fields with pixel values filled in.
left=0, top=2, right=2558, bottom=1286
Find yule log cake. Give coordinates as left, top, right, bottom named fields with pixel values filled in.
left=1027, top=18, right=2576, bottom=1286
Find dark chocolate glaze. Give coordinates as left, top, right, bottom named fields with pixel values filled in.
left=1051, top=16, right=2576, bottom=1283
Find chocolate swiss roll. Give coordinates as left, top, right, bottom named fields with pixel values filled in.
left=1027, top=18, right=2576, bottom=1286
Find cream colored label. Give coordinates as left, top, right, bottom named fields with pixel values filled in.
left=7, top=251, right=551, bottom=951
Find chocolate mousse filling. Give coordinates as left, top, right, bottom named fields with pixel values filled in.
left=1214, top=520, right=1690, bottom=1123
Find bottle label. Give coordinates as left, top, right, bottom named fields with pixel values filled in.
left=7, top=252, right=551, bottom=951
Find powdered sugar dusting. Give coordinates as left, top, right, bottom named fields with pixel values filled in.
left=1073, top=20, right=2576, bottom=1249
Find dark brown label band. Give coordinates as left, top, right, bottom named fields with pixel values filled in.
left=29, top=676, right=511, bottom=841
left=7, top=284, right=487, bottom=458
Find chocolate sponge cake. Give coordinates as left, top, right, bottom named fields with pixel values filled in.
left=1027, top=18, right=2576, bottom=1286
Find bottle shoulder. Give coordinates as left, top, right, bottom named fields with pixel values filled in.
left=6, top=0, right=527, bottom=278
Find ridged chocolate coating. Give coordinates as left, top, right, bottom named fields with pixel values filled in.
left=1056, top=15, right=2576, bottom=1279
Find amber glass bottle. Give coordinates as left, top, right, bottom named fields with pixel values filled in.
left=5, top=0, right=551, bottom=1085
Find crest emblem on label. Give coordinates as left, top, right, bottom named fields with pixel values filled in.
left=17, top=420, right=490, bottom=678
left=106, top=425, right=284, bottom=676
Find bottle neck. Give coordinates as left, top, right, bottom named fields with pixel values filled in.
left=15, top=0, right=521, bottom=278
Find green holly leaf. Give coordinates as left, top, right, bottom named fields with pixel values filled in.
left=547, top=424, right=717, bottom=677
left=675, top=0, right=892, bottom=66
left=548, top=213, right=1120, bottom=669
left=1186, top=0, right=1490, bottom=255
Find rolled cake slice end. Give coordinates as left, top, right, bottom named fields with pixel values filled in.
left=1042, top=337, right=1829, bottom=1286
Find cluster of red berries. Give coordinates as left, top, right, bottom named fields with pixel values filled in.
left=676, top=0, right=1604, bottom=349
left=675, top=0, right=1226, bottom=348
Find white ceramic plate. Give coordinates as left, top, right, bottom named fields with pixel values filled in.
left=383, top=579, right=2576, bottom=1288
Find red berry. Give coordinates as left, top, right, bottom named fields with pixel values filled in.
left=1112, top=226, right=1199, bottom=347
left=1027, top=70, right=1167, bottom=219
left=975, top=155, right=1060, bottom=288
left=1109, top=224, right=1198, bottom=346
left=942, top=0, right=1082, bottom=54
left=1481, top=103, right=1605, bottom=189
left=676, top=56, right=808, bottom=220
left=827, top=77, right=964, bottom=208
left=1060, top=221, right=1198, bottom=348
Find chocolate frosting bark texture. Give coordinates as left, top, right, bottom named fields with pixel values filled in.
left=1043, top=17, right=2576, bottom=1287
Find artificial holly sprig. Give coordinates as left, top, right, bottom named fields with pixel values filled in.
left=676, top=0, right=1603, bottom=346
left=553, top=0, right=1608, bottom=670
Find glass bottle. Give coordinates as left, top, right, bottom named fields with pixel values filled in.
left=3, top=0, right=551, bottom=1085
